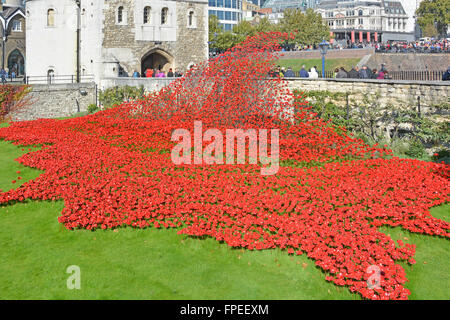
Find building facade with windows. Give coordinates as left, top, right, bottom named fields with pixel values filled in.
left=262, top=0, right=319, bottom=13
left=208, top=0, right=242, bottom=31
left=1, top=0, right=26, bottom=76
left=316, top=0, right=413, bottom=43
left=26, top=0, right=208, bottom=82
left=242, top=0, right=260, bottom=20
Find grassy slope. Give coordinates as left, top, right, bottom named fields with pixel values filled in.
left=0, top=139, right=448, bottom=300
left=277, top=58, right=361, bottom=73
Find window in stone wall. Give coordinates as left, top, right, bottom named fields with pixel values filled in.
left=47, top=9, right=55, bottom=27
left=144, top=6, right=151, bottom=24
left=118, top=6, right=124, bottom=24
left=188, top=10, right=194, bottom=27
left=161, top=7, right=168, bottom=25
left=47, top=69, right=55, bottom=84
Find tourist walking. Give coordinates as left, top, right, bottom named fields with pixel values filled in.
left=443, top=67, right=450, bottom=81
left=336, top=67, right=348, bottom=79
left=359, top=66, right=371, bottom=79
left=284, top=67, right=295, bottom=78
left=371, top=69, right=378, bottom=79
left=0, top=69, right=6, bottom=84
left=167, top=68, right=174, bottom=77
left=299, top=65, right=309, bottom=78
left=309, top=66, right=319, bottom=79
left=174, top=69, right=182, bottom=77
left=347, top=66, right=360, bottom=79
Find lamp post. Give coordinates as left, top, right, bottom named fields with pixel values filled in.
left=318, top=39, right=330, bottom=78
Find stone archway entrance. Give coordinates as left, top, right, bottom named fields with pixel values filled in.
left=141, top=49, right=173, bottom=75
left=7, top=49, right=25, bottom=76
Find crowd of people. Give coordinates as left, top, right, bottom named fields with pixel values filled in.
left=279, top=38, right=450, bottom=54
left=373, top=39, right=450, bottom=53
left=131, top=68, right=183, bottom=78
left=269, top=64, right=392, bottom=79
left=270, top=63, right=450, bottom=81
left=269, top=65, right=320, bottom=78
left=333, top=65, right=392, bottom=79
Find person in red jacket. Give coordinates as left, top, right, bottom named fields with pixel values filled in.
left=145, top=68, right=153, bottom=78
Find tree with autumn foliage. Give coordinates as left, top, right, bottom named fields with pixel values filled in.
left=0, top=85, right=34, bottom=122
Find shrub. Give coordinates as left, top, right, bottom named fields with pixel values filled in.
left=99, top=85, right=145, bottom=109
left=405, top=138, right=426, bottom=159
left=87, top=104, right=98, bottom=114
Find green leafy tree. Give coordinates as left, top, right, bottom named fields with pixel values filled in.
left=416, top=0, right=450, bottom=37
left=231, top=20, right=257, bottom=45
left=209, top=15, right=276, bottom=52
left=254, top=17, right=276, bottom=34
left=209, top=15, right=222, bottom=45
left=278, top=8, right=330, bottom=46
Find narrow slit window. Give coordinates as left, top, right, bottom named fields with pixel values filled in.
left=161, top=7, right=168, bottom=25
left=118, top=6, right=124, bottom=23
left=47, top=9, right=55, bottom=26
left=144, top=6, right=151, bottom=24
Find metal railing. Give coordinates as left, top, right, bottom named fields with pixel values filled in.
left=388, top=70, right=446, bottom=81
left=25, top=74, right=95, bottom=85
left=280, top=70, right=447, bottom=81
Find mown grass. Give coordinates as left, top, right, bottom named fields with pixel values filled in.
left=277, top=58, right=362, bottom=73
left=0, top=139, right=448, bottom=300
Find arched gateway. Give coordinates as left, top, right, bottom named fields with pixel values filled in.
left=141, top=49, right=173, bottom=75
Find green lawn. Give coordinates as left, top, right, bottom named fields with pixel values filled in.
left=277, top=58, right=361, bottom=73
left=0, top=139, right=448, bottom=300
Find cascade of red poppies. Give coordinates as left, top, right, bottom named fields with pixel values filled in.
left=0, top=32, right=448, bottom=300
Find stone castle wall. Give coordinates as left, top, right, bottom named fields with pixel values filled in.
left=285, top=78, right=450, bottom=111
left=11, top=83, right=96, bottom=121
left=11, top=78, right=449, bottom=122
left=100, top=77, right=450, bottom=111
